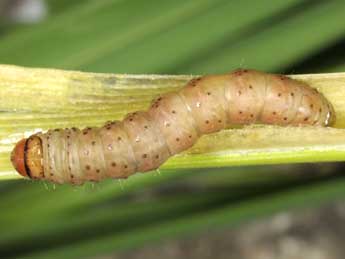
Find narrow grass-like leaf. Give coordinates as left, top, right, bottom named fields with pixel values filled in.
left=184, top=0, right=345, bottom=74
left=1, top=65, right=345, bottom=180
left=21, top=175, right=345, bottom=259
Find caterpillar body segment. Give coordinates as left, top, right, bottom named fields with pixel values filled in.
left=11, top=69, right=336, bottom=184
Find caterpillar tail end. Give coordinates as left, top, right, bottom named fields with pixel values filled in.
left=11, top=138, right=29, bottom=178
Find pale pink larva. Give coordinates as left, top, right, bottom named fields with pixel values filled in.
left=11, top=69, right=335, bottom=184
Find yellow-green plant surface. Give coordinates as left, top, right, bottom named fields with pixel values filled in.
left=2, top=0, right=345, bottom=258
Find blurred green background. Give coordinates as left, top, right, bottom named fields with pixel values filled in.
left=1, top=0, right=345, bottom=258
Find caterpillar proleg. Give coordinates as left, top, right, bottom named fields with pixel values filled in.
left=11, top=69, right=335, bottom=184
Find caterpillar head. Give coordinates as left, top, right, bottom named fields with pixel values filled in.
left=11, top=138, right=28, bottom=177
left=11, top=136, right=44, bottom=179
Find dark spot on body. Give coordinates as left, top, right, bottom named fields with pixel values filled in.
left=238, top=91, right=242, bottom=96
left=142, top=154, right=147, bottom=158
left=124, top=165, right=128, bottom=169
left=319, top=108, right=322, bottom=112
left=291, top=93, right=294, bottom=96
left=91, top=141, right=96, bottom=145
left=304, top=117, right=309, bottom=121
left=234, top=70, right=244, bottom=76
left=117, top=136, right=122, bottom=141
left=272, top=112, right=276, bottom=115
left=189, top=78, right=201, bottom=87
left=239, top=111, right=243, bottom=114
left=249, top=85, right=253, bottom=89
left=310, top=104, right=314, bottom=108
left=172, top=110, right=176, bottom=114
left=189, top=135, right=192, bottom=138
left=205, top=120, right=209, bottom=124
left=86, top=165, right=90, bottom=170
left=176, top=138, right=180, bottom=141
left=278, top=93, right=282, bottom=97
left=96, top=169, right=100, bottom=173
left=207, top=92, right=211, bottom=95
left=111, top=162, right=117, bottom=167
left=250, top=114, right=254, bottom=118
left=144, top=125, right=148, bottom=129
left=284, top=117, right=287, bottom=121
left=155, top=155, right=159, bottom=159
left=218, top=120, right=222, bottom=123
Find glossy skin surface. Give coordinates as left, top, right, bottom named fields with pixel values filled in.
left=11, top=138, right=28, bottom=177
left=11, top=69, right=335, bottom=184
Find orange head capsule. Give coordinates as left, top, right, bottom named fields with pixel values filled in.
left=11, top=138, right=29, bottom=178
left=11, top=136, right=44, bottom=179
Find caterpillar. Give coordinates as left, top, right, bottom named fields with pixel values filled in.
left=11, top=69, right=335, bottom=185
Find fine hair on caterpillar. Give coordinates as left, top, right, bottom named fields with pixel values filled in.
left=11, top=69, right=336, bottom=185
